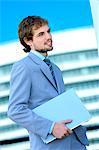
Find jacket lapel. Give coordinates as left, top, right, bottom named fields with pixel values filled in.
left=52, top=64, right=61, bottom=94
left=40, top=63, right=58, bottom=91
left=28, top=52, right=58, bottom=92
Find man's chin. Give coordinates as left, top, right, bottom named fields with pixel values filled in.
left=47, top=47, right=53, bottom=52
left=36, top=47, right=53, bottom=52
left=35, top=48, right=53, bottom=53
left=46, top=46, right=53, bottom=51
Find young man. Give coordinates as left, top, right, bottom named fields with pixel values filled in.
left=8, top=16, right=89, bottom=150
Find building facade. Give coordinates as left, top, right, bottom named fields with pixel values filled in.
left=0, top=27, right=99, bottom=150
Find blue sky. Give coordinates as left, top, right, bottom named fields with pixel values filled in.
left=0, top=0, right=93, bottom=44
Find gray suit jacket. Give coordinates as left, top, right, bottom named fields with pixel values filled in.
left=8, top=52, right=89, bottom=150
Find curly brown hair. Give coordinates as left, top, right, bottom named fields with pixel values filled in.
left=18, top=16, right=48, bottom=53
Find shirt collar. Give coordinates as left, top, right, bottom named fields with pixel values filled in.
left=31, top=50, right=46, bottom=60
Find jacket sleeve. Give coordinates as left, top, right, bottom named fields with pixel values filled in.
left=7, top=62, right=53, bottom=139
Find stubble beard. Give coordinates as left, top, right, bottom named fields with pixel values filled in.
left=35, top=39, right=53, bottom=54
left=35, top=45, right=53, bottom=53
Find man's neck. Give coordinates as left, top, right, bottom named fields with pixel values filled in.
left=36, top=50, right=48, bottom=57
left=41, top=52, right=48, bottom=57
left=31, top=49, right=48, bottom=57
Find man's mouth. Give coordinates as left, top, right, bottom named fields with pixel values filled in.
left=45, top=40, right=52, bottom=46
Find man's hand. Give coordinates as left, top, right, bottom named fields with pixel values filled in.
left=52, top=119, right=72, bottom=139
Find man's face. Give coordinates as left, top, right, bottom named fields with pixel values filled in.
left=31, top=25, right=53, bottom=52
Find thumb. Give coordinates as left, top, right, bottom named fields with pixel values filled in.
left=61, top=119, right=72, bottom=124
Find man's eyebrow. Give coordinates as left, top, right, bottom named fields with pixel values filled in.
left=36, top=31, right=44, bottom=37
left=39, top=31, right=44, bottom=34
left=36, top=28, right=51, bottom=36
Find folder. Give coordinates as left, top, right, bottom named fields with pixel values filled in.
left=33, top=88, right=91, bottom=143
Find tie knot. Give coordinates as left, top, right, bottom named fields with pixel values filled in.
left=43, top=58, right=51, bottom=66
left=44, top=58, right=50, bottom=62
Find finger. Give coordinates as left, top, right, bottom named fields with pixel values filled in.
left=61, top=119, right=72, bottom=124
left=64, top=132, right=69, bottom=137
left=66, top=128, right=73, bottom=134
left=61, top=134, right=67, bottom=138
left=64, top=127, right=72, bottom=135
left=63, top=131, right=70, bottom=137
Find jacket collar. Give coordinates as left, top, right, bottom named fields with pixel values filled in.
left=28, top=52, right=58, bottom=92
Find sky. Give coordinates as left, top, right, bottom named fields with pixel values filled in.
left=0, top=0, right=93, bottom=44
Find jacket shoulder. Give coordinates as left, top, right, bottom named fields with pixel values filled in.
left=12, top=55, right=31, bottom=68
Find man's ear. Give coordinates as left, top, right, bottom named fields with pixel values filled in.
left=23, top=37, right=32, bottom=46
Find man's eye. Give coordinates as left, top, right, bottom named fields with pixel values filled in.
left=48, top=29, right=50, bottom=33
left=38, top=32, right=44, bottom=36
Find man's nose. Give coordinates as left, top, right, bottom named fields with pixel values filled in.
left=45, top=32, right=52, bottom=39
